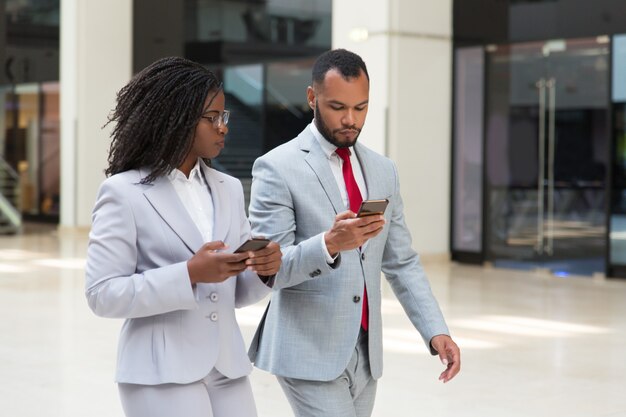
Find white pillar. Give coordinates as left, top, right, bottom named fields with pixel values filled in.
left=332, top=0, right=452, bottom=255
left=387, top=0, right=452, bottom=256
left=60, top=0, right=133, bottom=228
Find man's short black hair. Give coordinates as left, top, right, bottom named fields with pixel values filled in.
left=312, top=49, right=369, bottom=85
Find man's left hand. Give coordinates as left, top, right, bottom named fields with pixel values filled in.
left=430, top=335, right=461, bottom=383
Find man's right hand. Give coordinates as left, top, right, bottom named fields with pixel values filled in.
left=324, top=210, right=385, bottom=257
left=187, top=241, right=249, bottom=285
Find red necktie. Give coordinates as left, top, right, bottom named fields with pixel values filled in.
left=335, top=147, right=368, bottom=331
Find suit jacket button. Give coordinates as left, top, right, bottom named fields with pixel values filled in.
left=353, top=295, right=361, bottom=303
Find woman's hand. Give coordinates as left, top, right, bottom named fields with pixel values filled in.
left=243, top=241, right=282, bottom=276
left=187, top=241, right=248, bottom=284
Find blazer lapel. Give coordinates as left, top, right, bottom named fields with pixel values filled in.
left=354, top=143, right=388, bottom=253
left=299, top=132, right=345, bottom=215
left=143, top=174, right=204, bottom=253
left=202, top=164, right=231, bottom=243
left=354, top=143, right=386, bottom=200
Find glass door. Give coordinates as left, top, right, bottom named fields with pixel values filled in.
left=485, top=37, right=610, bottom=276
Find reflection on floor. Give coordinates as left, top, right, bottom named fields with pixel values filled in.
left=2, top=227, right=626, bottom=417
left=492, top=257, right=604, bottom=277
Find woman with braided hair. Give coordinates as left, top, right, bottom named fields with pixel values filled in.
left=85, top=56, right=281, bottom=417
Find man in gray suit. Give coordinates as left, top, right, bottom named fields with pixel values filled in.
left=248, top=49, right=460, bottom=417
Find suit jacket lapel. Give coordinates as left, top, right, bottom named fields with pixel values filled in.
left=354, top=143, right=387, bottom=253
left=299, top=132, right=345, bottom=215
left=202, top=164, right=231, bottom=243
left=143, top=173, right=204, bottom=253
left=354, top=143, right=385, bottom=200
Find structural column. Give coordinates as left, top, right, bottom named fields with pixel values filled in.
left=332, top=0, right=452, bottom=256
left=60, top=0, right=132, bottom=228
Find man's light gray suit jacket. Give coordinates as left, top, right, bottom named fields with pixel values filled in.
left=85, top=165, right=270, bottom=385
left=248, top=128, right=449, bottom=381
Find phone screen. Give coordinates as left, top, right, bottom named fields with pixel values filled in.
left=357, top=199, right=389, bottom=217
left=234, top=238, right=270, bottom=253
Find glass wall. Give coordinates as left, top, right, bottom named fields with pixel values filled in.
left=265, top=59, right=313, bottom=150
left=134, top=0, right=330, bottom=70
left=187, top=0, right=330, bottom=47
left=452, top=0, right=626, bottom=278
left=1, top=0, right=60, bottom=222
left=212, top=59, right=314, bottom=208
left=454, top=0, right=626, bottom=46
left=133, top=0, right=329, bottom=208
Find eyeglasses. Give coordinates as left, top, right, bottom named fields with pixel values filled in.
left=201, top=110, right=230, bottom=128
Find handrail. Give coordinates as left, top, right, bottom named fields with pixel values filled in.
left=0, top=156, right=19, bottom=180
left=0, top=193, right=21, bottom=228
left=0, top=155, right=22, bottom=232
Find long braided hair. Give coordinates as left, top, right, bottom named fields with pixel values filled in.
left=105, top=56, right=222, bottom=184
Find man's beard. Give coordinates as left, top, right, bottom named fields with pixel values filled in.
left=314, top=102, right=361, bottom=148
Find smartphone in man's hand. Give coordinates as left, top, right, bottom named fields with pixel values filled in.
left=357, top=199, right=389, bottom=217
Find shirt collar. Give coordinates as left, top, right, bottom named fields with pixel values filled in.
left=167, top=158, right=206, bottom=183
left=309, top=121, right=350, bottom=160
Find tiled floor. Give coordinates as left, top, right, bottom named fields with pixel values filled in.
left=2, top=226, right=626, bottom=417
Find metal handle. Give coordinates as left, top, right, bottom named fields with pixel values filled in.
left=535, top=78, right=546, bottom=255
left=546, top=78, right=556, bottom=255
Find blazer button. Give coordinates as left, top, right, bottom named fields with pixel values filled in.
left=353, top=295, right=361, bottom=303
left=309, top=269, right=322, bottom=278
left=209, top=312, right=218, bottom=322
left=209, top=292, right=219, bottom=302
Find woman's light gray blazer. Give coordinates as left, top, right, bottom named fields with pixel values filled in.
left=85, top=166, right=270, bottom=385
